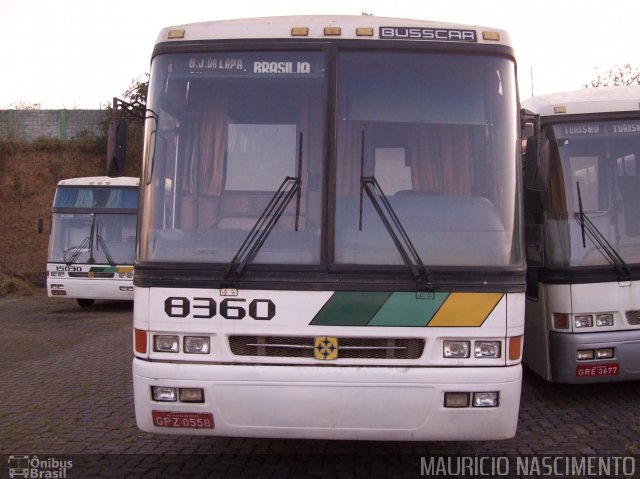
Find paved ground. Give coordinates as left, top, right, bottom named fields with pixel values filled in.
left=1, top=289, right=639, bottom=478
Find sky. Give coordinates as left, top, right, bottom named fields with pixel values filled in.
left=1, top=0, right=639, bottom=109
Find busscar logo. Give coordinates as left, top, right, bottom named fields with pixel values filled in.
left=314, top=336, right=339, bottom=360
left=380, top=26, right=477, bottom=42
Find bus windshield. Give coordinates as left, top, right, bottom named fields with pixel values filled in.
left=543, top=119, right=640, bottom=267
left=48, top=185, right=138, bottom=265
left=140, top=49, right=520, bottom=268
left=48, top=213, right=137, bottom=265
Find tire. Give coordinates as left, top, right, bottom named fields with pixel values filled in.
left=77, top=298, right=95, bottom=307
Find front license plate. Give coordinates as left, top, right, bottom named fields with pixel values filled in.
left=152, top=410, right=214, bottom=429
left=576, top=363, right=619, bottom=377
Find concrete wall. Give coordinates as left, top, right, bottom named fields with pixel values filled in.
left=0, top=109, right=106, bottom=142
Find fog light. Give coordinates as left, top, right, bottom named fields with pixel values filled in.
left=152, top=386, right=177, bottom=402
left=154, top=335, right=179, bottom=353
left=577, top=349, right=594, bottom=360
left=575, top=315, right=593, bottom=328
left=596, top=348, right=614, bottom=359
left=472, top=392, right=499, bottom=407
left=184, top=336, right=210, bottom=354
left=179, top=388, right=205, bottom=403
left=596, top=314, right=613, bottom=327
left=474, top=341, right=501, bottom=358
left=443, top=340, right=470, bottom=358
left=444, top=392, right=470, bottom=408
left=553, top=313, right=570, bottom=329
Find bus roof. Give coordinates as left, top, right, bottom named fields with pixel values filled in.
left=523, top=85, right=640, bottom=117
left=57, top=176, right=139, bottom=187
left=155, top=15, right=511, bottom=47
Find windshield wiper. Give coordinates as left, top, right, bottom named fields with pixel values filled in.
left=224, top=132, right=303, bottom=283
left=66, top=214, right=97, bottom=265
left=574, top=181, right=630, bottom=277
left=66, top=215, right=116, bottom=266
left=358, top=131, right=434, bottom=291
left=95, top=223, right=116, bottom=266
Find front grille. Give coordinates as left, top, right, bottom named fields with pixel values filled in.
left=229, top=335, right=425, bottom=360
left=68, top=272, right=115, bottom=278
left=626, top=310, right=640, bottom=326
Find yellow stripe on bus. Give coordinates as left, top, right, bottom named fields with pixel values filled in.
left=428, top=292, right=503, bottom=327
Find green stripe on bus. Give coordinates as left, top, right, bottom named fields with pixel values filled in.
left=310, top=291, right=391, bottom=326
left=88, top=267, right=117, bottom=273
left=368, top=292, right=449, bottom=326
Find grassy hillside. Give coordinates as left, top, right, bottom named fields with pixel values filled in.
left=0, top=137, right=111, bottom=285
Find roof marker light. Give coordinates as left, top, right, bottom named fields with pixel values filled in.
left=291, top=27, right=309, bottom=36
left=168, top=29, right=185, bottom=39
left=356, top=27, right=374, bottom=37
left=482, top=31, right=500, bottom=41
left=554, top=106, right=567, bottom=114
left=324, top=27, right=342, bottom=36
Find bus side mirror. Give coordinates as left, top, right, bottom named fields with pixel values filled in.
left=107, top=119, right=128, bottom=177
left=525, top=136, right=550, bottom=191
left=525, top=223, right=544, bottom=267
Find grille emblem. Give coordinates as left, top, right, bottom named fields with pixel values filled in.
left=314, top=337, right=338, bottom=360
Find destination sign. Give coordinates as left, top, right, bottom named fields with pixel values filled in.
left=184, top=53, right=321, bottom=76
left=379, top=26, right=477, bottom=42
left=559, top=121, right=640, bottom=138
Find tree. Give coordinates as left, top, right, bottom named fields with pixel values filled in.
left=587, top=64, right=640, bottom=87
left=122, top=74, right=149, bottom=108
left=10, top=101, right=42, bottom=110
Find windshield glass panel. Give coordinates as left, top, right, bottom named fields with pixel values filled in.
left=544, top=119, right=640, bottom=267
left=335, top=52, right=520, bottom=266
left=139, top=51, right=325, bottom=265
left=48, top=213, right=137, bottom=264
left=54, top=187, right=138, bottom=208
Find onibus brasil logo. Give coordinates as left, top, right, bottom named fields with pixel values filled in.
left=8, top=455, right=73, bottom=478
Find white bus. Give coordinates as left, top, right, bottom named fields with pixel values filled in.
left=523, top=86, right=640, bottom=383
left=129, top=15, right=525, bottom=440
left=46, top=176, right=139, bottom=307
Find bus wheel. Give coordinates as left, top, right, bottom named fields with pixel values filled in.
left=77, top=299, right=95, bottom=307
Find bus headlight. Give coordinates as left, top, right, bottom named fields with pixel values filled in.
left=154, top=335, right=179, bottom=353
left=596, top=348, right=614, bottom=359
left=444, top=392, right=470, bottom=408
left=179, top=388, right=205, bottom=403
left=443, top=340, right=470, bottom=358
left=472, top=392, right=499, bottom=407
left=152, top=386, right=177, bottom=402
left=596, top=314, right=614, bottom=327
left=184, top=336, right=210, bottom=354
left=574, top=315, right=593, bottom=328
left=577, top=349, right=594, bottom=360
left=474, top=341, right=501, bottom=358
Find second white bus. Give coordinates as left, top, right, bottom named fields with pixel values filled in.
left=523, top=86, right=640, bottom=383
left=46, top=176, right=139, bottom=307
